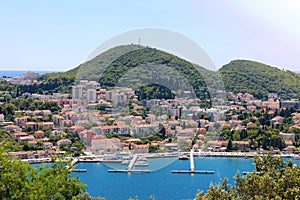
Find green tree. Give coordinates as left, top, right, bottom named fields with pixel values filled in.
left=194, top=153, right=300, bottom=199
left=0, top=148, right=97, bottom=200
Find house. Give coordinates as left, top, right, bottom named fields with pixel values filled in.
left=13, top=132, right=28, bottom=140
left=34, top=130, right=45, bottom=139
left=39, top=137, right=50, bottom=143
left=91, top=137, right=121, bottom=152
left=25, top=122, right=38, bottom=130
left=247, top=122, right=257, bottom=127
left=271, top=116, right=284, bottom=123
left=60, top=119, right=73, bottom=128
left=4, top=125, right=22, bottom=132
left=176, top=128, right=195, bottom=138
left=33, top=110, right=43, bottom=116
left=43, top=142, right=53, bottom=150
left=279, top=133, right=295, bottom=142
left=197, top=128, right=207, bottom=134
left=57, top=139, right=72, bottom=149
left=206, top=140, right=228, bottom=151
left=0, top=114, right=4, bottom=121
left=41, top=122, right=54, bottom=129
left=284, top=140, right=294, bottom=147
left=19, top=135, right=35, bottom=142
left=160, top=143, right=179, bottom=152
left=78, top=130, right=96, bottom=146
left=177, top=136, right=193, bottom=150
left=41, top=110, right=52, bottom=116
left=14, top=116, right=29, bottom=125
left=232, top=141, right=249, bottom=150
left=28, top=140, right=37, bottom=148
left=133, top=144, right=149, bottom=154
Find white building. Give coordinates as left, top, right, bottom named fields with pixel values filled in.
left=86, top=89, right=97, bottom=103
left=72, top=86, right=83, bottom=100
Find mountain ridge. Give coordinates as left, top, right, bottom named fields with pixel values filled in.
left=38, top=45, right=300, bottom=100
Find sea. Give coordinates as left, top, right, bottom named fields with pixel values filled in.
left=67, top=157, right=300, bottom=200
left=0, top=70, right=55, bottom=78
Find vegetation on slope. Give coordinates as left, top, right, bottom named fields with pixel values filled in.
left=38, top=44, right=221, bottom=100
left=14, top=46, right=300, bottom=101
left=195, top=153, right=300, bottom=200
left=219, top=60, right=300, bottom=99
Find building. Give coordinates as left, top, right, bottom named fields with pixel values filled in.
left=133, top=144, right=149, bottom=154
left=14, top=116, right=29, bottom=125
left=86, top=89, right=97, bottom=103
left=0, top=114, right=4, bottom=121
left=4, top=125, right=22, bottom=132
left=232, top=141, right=249, bottom=150
left=57, top=139, right=72, bottom=149
left=34, top=130, right=45, bottom=139
left=279, top=132, right=295, bottom=142
left=281, top=100, right=299, bottom=108
left=72, top=86, right=83, bottom=100
left=91, top=137, right=121, bottom=152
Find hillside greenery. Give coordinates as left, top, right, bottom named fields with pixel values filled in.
left=8, top=45, right=300, bottom=101
left=39, top=44, right=222, bottom=101
left=195, top=153, right=300, bottom=200
left=219, top=60, right=300, bottom=99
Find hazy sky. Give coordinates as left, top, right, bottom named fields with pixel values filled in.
left=1, top=0, right=300, bottom=72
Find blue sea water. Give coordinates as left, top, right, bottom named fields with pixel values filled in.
left=0, top=70, right=56, bottom=78
left=71, top=157, right=300, bottom=200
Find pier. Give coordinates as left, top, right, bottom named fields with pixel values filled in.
left=171, top=170, right=214, bottom=174
left=71, top=169, right=87, bottom=172
left=108, top=154, right=150, bottom=173
left=127, top=154, right=138, bottom=172
left=66, top=158, right=79, bottom=169
left=172, top=149, right=215, bottom=174
left=190, top=149, right=195, bottom=173
left=108, top=169, right=150, bottom=173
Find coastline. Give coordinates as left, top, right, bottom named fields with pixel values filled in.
left=25, top=151, right=298, bottom=164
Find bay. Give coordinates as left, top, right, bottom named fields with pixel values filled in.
left=72, top=157, right=272, bottom=200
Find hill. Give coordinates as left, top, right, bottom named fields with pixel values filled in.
left=36, top=46, right=299, bottom=100
left=218, top=60, right=300, bottom=99
left=39, top=44, right=220, bottom=101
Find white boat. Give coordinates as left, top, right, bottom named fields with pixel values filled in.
left=178, top=155, right=189, bottom=160
left=294, top=155, right=300, bottom=160
left=137, top=157, right=147, bottom=161
left=134, top=161, right=149, bottom=167
left=121, top=160, right=130, bottom=165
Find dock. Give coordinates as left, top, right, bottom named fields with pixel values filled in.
left=172, top=149, right=215, bottom=174
left=127, top=154, right=138, bottom=172
left=243, top=171, right=259, bottom=175
left=171, top=170, right=214, bottom=174
left=71, top=169, right=87, bottom=172
left=190, top=149, right=195, bottom=173
left=108, top=169, right=150, bottom=173
left=66, top=158, right=79, bottom=169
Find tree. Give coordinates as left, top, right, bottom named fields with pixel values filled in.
left=0, top=148, right=103, bottom=200
left=194, top=153, right=300, bottom=199
left=226, top=139, right=233, bottom=151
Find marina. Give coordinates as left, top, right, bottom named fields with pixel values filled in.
left=31, top=154, right=300, bottom=200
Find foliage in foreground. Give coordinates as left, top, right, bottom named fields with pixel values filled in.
left=195, top=154, right=300, bottom=200
left=0, top=148, right=103, bottom=200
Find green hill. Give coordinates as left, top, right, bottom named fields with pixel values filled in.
left=35, top=45, right=299, bottom=100
left=218, top=60, right=300, bottom=99
left=39, top=44, right=220, bottom=100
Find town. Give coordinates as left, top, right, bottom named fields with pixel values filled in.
left=0, top=76, right=300, bottom=162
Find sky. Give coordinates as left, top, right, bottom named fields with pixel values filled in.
left=0, top=0, right=300, bottom=72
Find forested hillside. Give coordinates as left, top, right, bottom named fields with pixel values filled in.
left=218, top=60, right=300, bottom=99
left=27, top=46, right=300, bottom=100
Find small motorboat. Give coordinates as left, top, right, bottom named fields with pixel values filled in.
left=178, top=155, right=189, bottom=160
left=134, top=161, right=149, bottom=167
